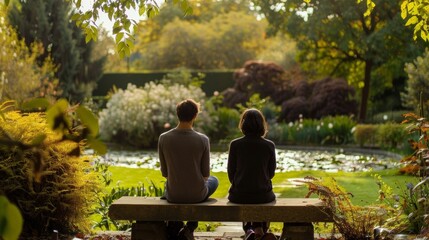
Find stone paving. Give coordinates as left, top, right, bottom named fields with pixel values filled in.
left=91, top=223, right=334, bottom=240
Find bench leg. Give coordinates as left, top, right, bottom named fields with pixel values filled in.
left=131, top=221, right=167, bottom=240
left=279, top=222, right=314, bottom=240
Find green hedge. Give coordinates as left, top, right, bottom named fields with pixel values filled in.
left=93, top=71, right=235, bottom=97
left=353, top=123, right=413, bottom=153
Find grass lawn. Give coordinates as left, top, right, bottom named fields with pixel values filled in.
left=108, top=167, right=418, bottom=205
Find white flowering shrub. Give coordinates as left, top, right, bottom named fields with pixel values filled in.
left=98, top=82, right=209, bottom=148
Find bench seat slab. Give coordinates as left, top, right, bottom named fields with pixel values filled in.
left=109, top=197, right=333, bottom=222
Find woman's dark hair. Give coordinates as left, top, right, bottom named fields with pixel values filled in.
left=239, top=108, right=268, bottom=137
left=176, top=99, right=200, bottom=122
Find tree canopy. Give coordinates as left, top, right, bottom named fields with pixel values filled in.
left=0, top=5, right=58, bottom=104
left=135, top=9, right=267, bottom=70
left=8, top=0, right=106, bottom=103
left=0, top=0, right=416, bottom=58
left=69, top=0, right=192, bottom=58
left=252, top=0, right=426, bottom=122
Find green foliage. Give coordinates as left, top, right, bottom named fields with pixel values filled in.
left=0, top=196, right=23, bottom=240
left=203, top=94, right=241, bottom=144
left=401, top=0, right=429, bottom=41
left=91, top=160, right=164, bottom=231
left=397, top=181, right=429, bottom=234
left=354, top=123, right=409, bottom=152
left=401, top=112, right=429, bottom=177
left=353, top=124, right=378, bottom=147
left=236, top=93, right=281, bottom=124
left=376, top=123, right=408, bottom=150
left=375, top=174, right=429, bottom=235
left=388, top=111, right=429, bottom=235
left=70, top=0, right=192, bottom=58
left=98, top=82, right=210, bottom=148
left=8, top=0, right=105, bottom=103
left=136, top=11, right=266, bottom=70
left=401, top=48, right=429, bottom=115
left=0, top=97, right=105, bottom=238
left=0, top=5, right=59, bottom=104
left=0, top=110, right=101, bottom=236
left=160, top=69, right=205, bottom=88
left=299, top=176, right=393, bottom=239
left=256, top=33, right=298, bottom=70
left=271, top=115, right=356, bottom=145
left=253, top=0, right=425, bottom=122
left=369, top=111, right=410, bottom=124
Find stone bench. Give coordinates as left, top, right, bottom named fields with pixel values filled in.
left=108, top=196, right=333, bottom=240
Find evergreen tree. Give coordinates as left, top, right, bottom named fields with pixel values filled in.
left=8, top=0, right=105, bottom=103
left=401, top=49, right=429, bottom=115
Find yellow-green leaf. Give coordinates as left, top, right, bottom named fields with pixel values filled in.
left=0, top=196, right=23, bottom=240
left=71, top=13, right=81, bottom=21
left=421, top=30, right=428, bottom=41
left=76, top=106, right=99, bottom=136
left=407, top=2, right=415, bottom=12
left=113, top=26, right=122, bottom=35
left=125, top=38, right=134, bottom=48
left=31, top=134, right=47, bottom=146
left=406, top=16, right=419, bottom=26
left=139, top=5, right=146, bottom=15
left=85, top=34, right=92, bottom=43
left=21, top=98, right=50, bottom=111
left=415, top=21, right=424, bottom=31
left=46, top=99, right=69, bottom=130
left=87, top=137, right=107, bottom=155
left=401, top=8, right=408, bottom=19
left=0, top=100, right=16, bottom=114
left=400, top=0, right=407, bottom=11
left=115, top=32, right=124, bottom=43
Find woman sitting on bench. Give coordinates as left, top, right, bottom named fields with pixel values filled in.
left=227, top=108, right=278, bottom=240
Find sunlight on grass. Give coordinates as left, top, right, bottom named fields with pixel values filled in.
left=108, top=167, right=418, bottom=205
left=108, top=167, right=230, bottom=197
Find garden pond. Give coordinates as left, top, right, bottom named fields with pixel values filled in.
left=95, top=146, right=404, bottom=172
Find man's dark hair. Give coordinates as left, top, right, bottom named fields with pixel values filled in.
left=239, top=108, right=268, bottom=137
left=176, top=99, right=200, bottom=122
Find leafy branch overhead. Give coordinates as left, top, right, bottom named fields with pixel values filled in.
left=303, top=0, right=428, bottom=42
left=69, top=0, right=192, bottom=58
left=401, top=0, right=429, bottom=41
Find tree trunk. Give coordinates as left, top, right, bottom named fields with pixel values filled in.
left=359, top=60, right=373, bottom=123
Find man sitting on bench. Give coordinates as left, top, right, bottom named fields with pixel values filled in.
left=158, top=99, right=219, bottom=240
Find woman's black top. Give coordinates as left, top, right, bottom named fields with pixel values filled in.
left=227, top=135, right=276, bottom=204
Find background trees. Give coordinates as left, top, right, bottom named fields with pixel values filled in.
left=135, top=10, right=267, bottom=70
left=0, top=5, right=58, bottom=104
left=401, top=48, right=429, bottom=115
left=8, top=0, right=106, bottom=103
left=252, top=0, right=425, bottom=122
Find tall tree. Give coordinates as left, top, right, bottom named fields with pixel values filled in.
left=252, top=0, right=426, bottom=122
left=8, top=0, right=105, bottom=103
left=134, top=0, right=266, bottom=70
left=135, top=10, right=266, bottom=70
left=0, top=4, right=58, bottom=104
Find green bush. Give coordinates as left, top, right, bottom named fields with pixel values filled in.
left=278, top=115, right=356, bottom=145
left=0, top=111, right=99, bottom=237
left=98, top=82, right=211, bottom=148
left=267, top=122, right=289, bottom=145
left=376, top=122, right=408, bottom=150
left=353, top=124, right=378, bottom=147
left=369, top=110, right=409, bottom=124
left=92, top=161, right=164, bottom=231
left=401, top=48, right=429, bottom=115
